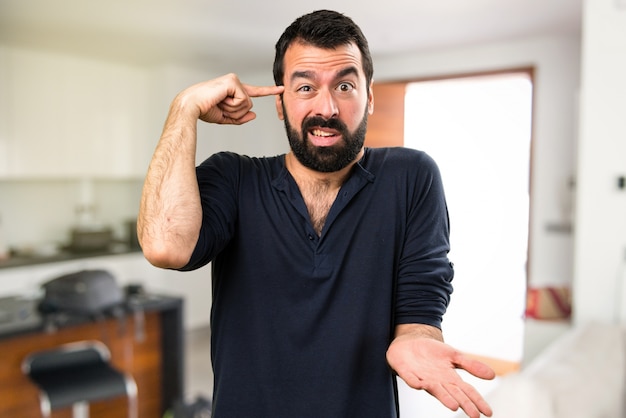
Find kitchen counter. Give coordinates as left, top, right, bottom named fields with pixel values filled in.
left=0, top=246, right=142, bottom=270
left=0, top=291, right=179, bottom=339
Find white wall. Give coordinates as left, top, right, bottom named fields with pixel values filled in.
left=150, top=63, right=287, bottom=165
left=573, top=0, right=626, bottom=324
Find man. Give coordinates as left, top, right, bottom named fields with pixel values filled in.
left=138, top=9, right=495, bottom=418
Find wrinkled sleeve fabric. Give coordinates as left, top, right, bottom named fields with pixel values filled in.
left=394, top=151, right=454, bottom=329
left=179, top=152, right=240, bottom=272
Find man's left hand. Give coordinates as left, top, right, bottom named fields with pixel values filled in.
left=387, top=324, right=495, bottom=418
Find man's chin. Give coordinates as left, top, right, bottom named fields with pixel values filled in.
left=305, top=151, right=353, bottom=173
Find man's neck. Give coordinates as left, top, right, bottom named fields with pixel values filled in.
left=285, top=149, right=364, bottom=235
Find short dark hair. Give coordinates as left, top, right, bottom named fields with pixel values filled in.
left=273, top=10, right=374, bottom=88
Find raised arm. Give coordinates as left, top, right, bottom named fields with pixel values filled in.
left=137, top=74, right=284, bottom=269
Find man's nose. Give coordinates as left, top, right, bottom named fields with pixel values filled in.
left=314, top=88, right=339, bottom=119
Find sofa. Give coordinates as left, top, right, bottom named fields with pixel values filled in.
left=480, top=322, right=625, bottom=418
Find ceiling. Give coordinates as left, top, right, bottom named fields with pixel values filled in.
left=0, top=0, right=582, bottom=73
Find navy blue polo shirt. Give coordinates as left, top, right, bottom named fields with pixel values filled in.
left=181, top=147, right=454, bottom=418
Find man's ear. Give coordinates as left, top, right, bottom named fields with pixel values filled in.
left=275, top=94, right=285, bottom=120
left=367, top=80, right=375, bottom=115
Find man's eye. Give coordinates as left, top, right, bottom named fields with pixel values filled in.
left=297, top=85, right=312, bottom=92
left=338, top=83, right=354, bottom=92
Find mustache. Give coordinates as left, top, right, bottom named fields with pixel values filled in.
left=301, top=116, right=348, bottom=133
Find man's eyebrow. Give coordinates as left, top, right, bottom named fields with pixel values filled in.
left=289, top=66, right=360, bottom=84
left=337, top=66, right=359, bottom=79
left=290, top=70, right=315, bottom=83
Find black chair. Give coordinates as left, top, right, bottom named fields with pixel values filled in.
left=22, top=340, right=138, bottom=418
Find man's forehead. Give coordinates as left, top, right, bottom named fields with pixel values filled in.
left=283, top=42, right=364, bottom=81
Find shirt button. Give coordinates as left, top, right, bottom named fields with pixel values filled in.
left=308, top=234, right=314, bottom=240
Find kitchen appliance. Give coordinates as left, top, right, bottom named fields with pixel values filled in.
left=38, top=269, right=124, bottom=316
left=69, top=227, right=113, bottom=252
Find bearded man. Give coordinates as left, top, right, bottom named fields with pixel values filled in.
left=138, top=9, right=494, bottom=418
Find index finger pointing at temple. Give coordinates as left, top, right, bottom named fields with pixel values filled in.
left=244, top=84, right=285, bottom=98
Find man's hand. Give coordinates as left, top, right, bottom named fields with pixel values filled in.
left=138, top=73, right=283, bottom=269
left=173, top=73, right=284, bottom=126
left=387, top=324, right=495, bottom=418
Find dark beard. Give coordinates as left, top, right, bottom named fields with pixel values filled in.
left=283, top=105, right=368, bottom=173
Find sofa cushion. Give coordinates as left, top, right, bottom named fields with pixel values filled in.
left=484, top=322, right=624, bottom=418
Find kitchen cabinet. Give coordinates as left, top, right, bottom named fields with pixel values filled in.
left=1, top=47, right=155, bottom=178
left=0, top=293, right=184, bottom=417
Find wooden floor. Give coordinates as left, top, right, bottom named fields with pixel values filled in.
left=185, top=326, right=213, bottom=401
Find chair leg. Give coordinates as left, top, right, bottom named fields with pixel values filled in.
left=72, top=401, right=89, bottom=418
left=39, top=392, right=51, bottom=418
left=124, top=374, right=139, bottom=418
left=128, top=395, right=138, bottom=418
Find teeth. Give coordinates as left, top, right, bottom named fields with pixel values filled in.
left=312, top=129, right=334, bottom=137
